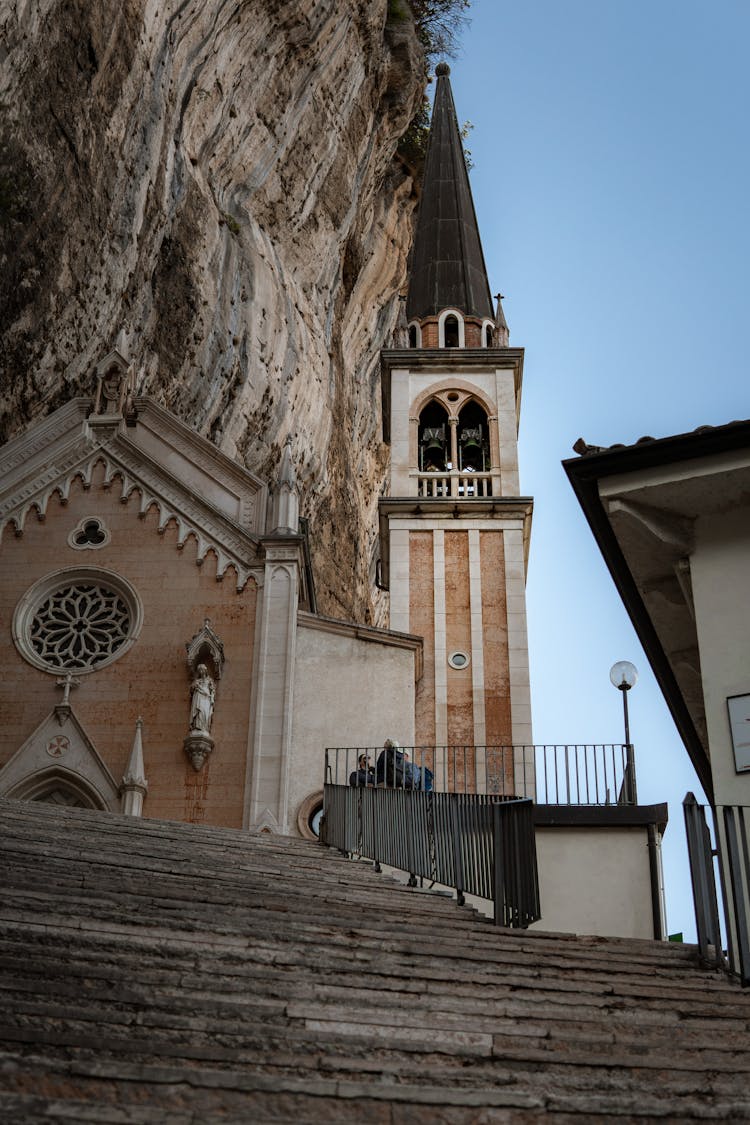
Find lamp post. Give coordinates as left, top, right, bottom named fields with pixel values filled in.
left=610, top=661, right=638, bottom=804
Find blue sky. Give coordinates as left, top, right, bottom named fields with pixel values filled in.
left=447, top=0, right=749, bottom=940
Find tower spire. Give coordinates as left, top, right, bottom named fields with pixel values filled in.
left=406, top=62, right=493, bottom=325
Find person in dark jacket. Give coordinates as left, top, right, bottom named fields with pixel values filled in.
left=349, top=753, right=375, bottom=787
left=375, top=739, right=406, bottom=787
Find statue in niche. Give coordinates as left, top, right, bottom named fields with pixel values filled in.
left=189, top=664, right=215, bottom=734
left=101, top=368, right=122, bottom=412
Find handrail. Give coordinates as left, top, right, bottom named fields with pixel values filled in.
left=326, top=743, right=636, bottom=806
left=684, top=793, right=750, bottom=985
left=322, top=784, right=540, bottom=929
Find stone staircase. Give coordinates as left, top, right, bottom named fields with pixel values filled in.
left=1, top=798, right=749, bottom=1123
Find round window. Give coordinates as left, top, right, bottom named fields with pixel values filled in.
left=13, top=568, right=143, bottom=674
left=297, top=791, right=325, bottom=841
left=448, top=650, right=470, bottom=670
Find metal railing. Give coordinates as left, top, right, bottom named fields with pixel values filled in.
left=326, top=743, right=637, bottom=806
left=323, top=783, right=540, bottom=928
left=684, top=793, right=750, bottom=985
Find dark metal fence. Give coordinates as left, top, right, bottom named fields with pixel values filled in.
left=684, top=793, right=750, bottom=986
left=720, top=804, right=750, bottom=986
left=326, top=743, right=636, bottom=805
left=322, top=783, right=540, bottom=929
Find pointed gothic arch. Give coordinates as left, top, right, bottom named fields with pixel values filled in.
left=7, top=766, right=110, bottom=810
left=417, top=399, right=450, bottom=472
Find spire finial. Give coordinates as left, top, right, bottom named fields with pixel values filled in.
left=121, top=717, right=148, bottom=816
left=494, top=293, right=510, bottom=346
left=435, top=61, right=450, bottom=77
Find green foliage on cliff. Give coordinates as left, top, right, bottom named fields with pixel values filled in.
left=390, top=0, right=470, bottom=173
left=406, top=0, right=470, bottom=60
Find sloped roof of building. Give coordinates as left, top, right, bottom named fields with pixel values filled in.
left=406, top=63, right=494, bottom=323
left=564, top=417, right=750, bottom=801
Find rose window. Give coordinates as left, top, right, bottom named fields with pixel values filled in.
left=30, top=584, right=130, bottom=670
left=13, top=568, right=142, bottom=674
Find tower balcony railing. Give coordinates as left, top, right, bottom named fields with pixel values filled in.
left=325, top=743, right=637, bottom=806
left=416, top=470, right=494, bottom=498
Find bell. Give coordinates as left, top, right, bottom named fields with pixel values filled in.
left=422, top=426, right=445, bottom=451
left=460, top=426, right=482, bottom=450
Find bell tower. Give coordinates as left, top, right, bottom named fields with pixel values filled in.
left=380, top=64, right=533, bottom=790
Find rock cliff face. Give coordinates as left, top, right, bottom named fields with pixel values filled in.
left=0, top=0, right=424, bottom=622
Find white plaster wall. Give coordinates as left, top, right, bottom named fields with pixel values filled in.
left=532, top=826, right=656, bottom=939
left=494, top=368, right=520, bottom=493
left=382, top=823, right=657, bottom=941
left=690, top=506, right=750, bottom=807
left=390, top=368, right=412, bottom=494
left=288, top=623, right=417, bottom=830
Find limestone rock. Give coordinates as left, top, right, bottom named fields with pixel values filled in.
left=0, top=0, right=424, bottom=621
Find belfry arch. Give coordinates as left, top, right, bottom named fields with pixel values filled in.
left=417, top=399, right=449, bottom=472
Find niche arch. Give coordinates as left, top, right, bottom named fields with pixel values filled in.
left=438, top=309, right=465, bottom=348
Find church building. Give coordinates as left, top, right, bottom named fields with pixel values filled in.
left=0, top=65, right=665, bottom=939
left=0, top=62, right=528, bottom=827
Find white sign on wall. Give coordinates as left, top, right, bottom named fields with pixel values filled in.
left=727, top=694, right=750, bottom=773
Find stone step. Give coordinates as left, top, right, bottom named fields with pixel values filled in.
left=2, top=929, right=726, bottom=1016
left=1, top=1051, right=749, bottom=1121
left=1, top=986, right=745, bottom=1064
left=2, top=797, right=748, bottom=1121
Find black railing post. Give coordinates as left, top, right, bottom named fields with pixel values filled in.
left=626, top=743, right=638, bottom=804
left=683, top=792, right=722, bottom=965
left=721, top=805, right=750, bottom=986
left=492, top=800, right=506, bottom=926
left=450, top=795, right=465, bottom=906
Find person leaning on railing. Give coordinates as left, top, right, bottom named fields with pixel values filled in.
left=375, top=740, right=406, bottom=787
left=349, top=753, right=375, bottom=787
left=375, top=741, right=433, bottom=791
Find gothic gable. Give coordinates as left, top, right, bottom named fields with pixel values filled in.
left=0, top=706, right=120, bottom=811
left=0, top=396, right=269, bottom=590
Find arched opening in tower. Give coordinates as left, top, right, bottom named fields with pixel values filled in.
left=418, top=400, right=449, bottom=472
left=457, top=401, right=489, bottom=472
left=444, top=315, right=460, bottom=348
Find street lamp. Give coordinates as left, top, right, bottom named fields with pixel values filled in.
left=610, top=661, right=638, bottom=804
left=610, top=660, right=638, bottom=743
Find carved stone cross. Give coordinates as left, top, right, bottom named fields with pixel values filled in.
left=55, top=672, right=81, bottom=707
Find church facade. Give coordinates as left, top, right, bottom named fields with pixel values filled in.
left=0, top=358, right=421, bottom=833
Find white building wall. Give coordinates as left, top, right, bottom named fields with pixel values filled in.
left=533, top=826, right=658, bottom=939
left=690, top=506, right=750, bottom=807
left=288, top=619, right=418, bottom=830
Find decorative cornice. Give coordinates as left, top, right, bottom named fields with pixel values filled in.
left=381, top=347, right=524, bottom=372
left=0, top=400, right=91, bottom=478
left=297, top=610, right=423, bottom=682
left=379, top=496, right=533, bottom=520
left=129, top=399, right=266, bottom=533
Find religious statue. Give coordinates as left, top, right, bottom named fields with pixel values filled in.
left=189, top=664, right=215, bottom=734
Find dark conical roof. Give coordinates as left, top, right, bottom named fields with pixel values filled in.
left=406, top=64, right=494, bottom=323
